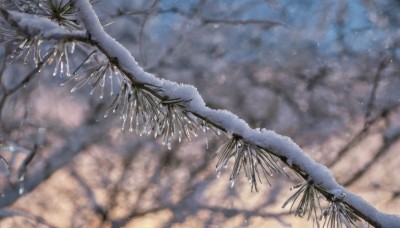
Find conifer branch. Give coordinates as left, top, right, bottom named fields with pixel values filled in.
left=1, top=0, right=399, bottom=227
left=68, top=0, right=400, bottom=226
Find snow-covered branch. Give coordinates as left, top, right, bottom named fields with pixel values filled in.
left=68, top=0, right=400, bottom=226
left=2, top=0, right=399, bottom=226
left=0, top=7, right=87, bottom=42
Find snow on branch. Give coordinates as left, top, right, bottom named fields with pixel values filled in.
left=0, top=7, right=86, bottom=41
left=68, top=1, right=400, bottom=226
left=67, top=0, right=400, bottom=226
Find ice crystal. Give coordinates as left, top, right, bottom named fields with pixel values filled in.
left=46, top=41, right=76, bottom=77
left=282, top=182, right=323, bottom=222
left=103, top=78, right=201, bottom=148
left=216, top=137, right=285, bottom=191
left=119, top=84, right=160, bottom=133
left=201, top=120, right=221, bottom=149
left=8, top=37, right=43, bottom=65
left=0, top=10, right=44, bottom=65
left=68, top=55, right=122, bottom=99
left=321, top=201, right=360, bottom=228
left=156, top=99, right=199, bottom=146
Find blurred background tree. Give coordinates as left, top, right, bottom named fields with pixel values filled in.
left=0, top=0, right=399, bottom=227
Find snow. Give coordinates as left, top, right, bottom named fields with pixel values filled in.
left=328, top=189, right=346, bottom=200
left=245, top=127, right=339, bottom=190
left=344, top=191, right=400, bottom=227
left=161, top=81, right=206, bottom=108
left=4, top=10, right=85, bottom=40
left=24, top=0, right=396, bottom=226
left=203, top=109, right=249, bottom=136
left=71, top=0, right=162, bottom=87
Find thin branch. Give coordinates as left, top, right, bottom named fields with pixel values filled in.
left=0, top=209, right=57, bottom=227
left=109, top=4, right=285, bottom=29
left=70, top=169, right=108, bottom=221
left=364, top=57, right=390, bottom=120
left=327, top=58, right=391, bottom=168
left=0, top=114, right=110, bottom=209
left=0, top=7, right=88, bottom=43
left=327, top=99, right=399, bottom=168
left=343, top=130, right=400, bottom=187
left=0, top=48, right=55, bottom=132
left=202, top=18, right=285, bottom=28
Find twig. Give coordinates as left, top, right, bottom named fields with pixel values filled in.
left=69, top=0, right=400, bottom=226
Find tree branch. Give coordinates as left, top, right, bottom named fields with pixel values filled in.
left=3, top=0, right=397, bottom=226
left=0, top=7, right=88, bottom=42
left=68, top=0, right=400, bottom=226
left=0, top=117, right=109, bottom=209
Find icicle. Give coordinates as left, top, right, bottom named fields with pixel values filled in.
left=34, top=42, right=41, bottom=66
left=53, top=52, right=64, bottom=76
left=47, top=49, right=57, bottom=65
left=60, top=60, right=64, bottom=76
left=104, top=93, right=120, bottom=117
left=99, top=84, right=105, bottom=99
left=71, top=73, right=92, bottom=92
left=121, top=117, right=127, bottom=131
left=125, top=100, right=133, bottom=131
left=18, top=173, right=25, bottom=195
left=70, top=42, right=76, bottom=53
left=109, top=72, right=114, bottom=96
left=135, top=115, right=139, bottom=133
left=18, top=186, right=24, bottom=195
left=129, top=107, right=134, bottom=132
left=23, top=46, right=30, bottom=64
left=230, top=180, right=235, bottom=188
left=9, top=48, right=22, bottom=64
left=52, top=64, right=58, bottom=77
left=65, top=46, right=71, bottom=77
left=91, top=66, right=106, bottom=89
left=18, top=39, right=28, bottom=49
left=167, top=142, right=172, bottom=150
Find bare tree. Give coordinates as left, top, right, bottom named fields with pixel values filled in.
left=0, top=0, right=399, bottom=227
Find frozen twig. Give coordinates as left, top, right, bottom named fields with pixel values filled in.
left=3, top=0, right=399, bottom=226
left=68, top=0, right=400, bottom=227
